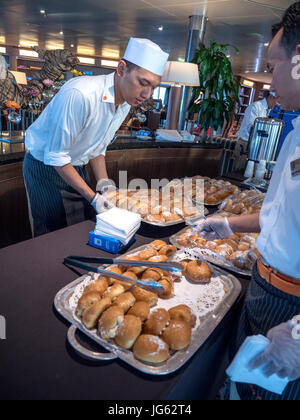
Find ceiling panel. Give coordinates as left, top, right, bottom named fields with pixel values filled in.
left=0, top=0, right=294, bottom=78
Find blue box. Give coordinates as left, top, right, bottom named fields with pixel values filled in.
left=88, top=231, right=136, bottom=254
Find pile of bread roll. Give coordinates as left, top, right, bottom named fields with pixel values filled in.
left=190, top=176, right=239, bottom=205
left=74, top=240, right=197, bottom=364
left=219, top=189, right=265, bottom=215
left=105, top=189, right=200, bottom=224
left=176, top=228, right=260, bottom=271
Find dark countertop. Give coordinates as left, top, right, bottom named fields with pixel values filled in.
left=0, top=220, right=249, bottom=400
left=0, top=136, right=224, bottom=165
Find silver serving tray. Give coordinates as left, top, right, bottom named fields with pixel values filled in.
left=169, top=226, right=253, bottom=277
left=54, top=244, right=242, bottom=375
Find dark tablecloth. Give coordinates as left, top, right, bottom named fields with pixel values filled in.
left=0, top=220, right=249, bottom=400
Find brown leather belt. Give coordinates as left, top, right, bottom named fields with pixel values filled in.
left=257, top=258, right=300, bottom=298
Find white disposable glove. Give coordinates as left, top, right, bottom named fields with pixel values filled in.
left=192, top=216, right=234, bottom=239
left=96, top=178, right=117, bottom=195
left=90, top=193, right=113, bottom=214
left=248, top=317, right=300, bottom=381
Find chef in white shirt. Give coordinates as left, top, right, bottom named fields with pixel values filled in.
left=234, top=92, right=277, bottom=170
left=194, top=1, right=300, bottom=400
left=23, top=38, right=169, bottom=236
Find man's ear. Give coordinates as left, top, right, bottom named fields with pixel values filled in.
left=116, top=60, right=127, bottom=78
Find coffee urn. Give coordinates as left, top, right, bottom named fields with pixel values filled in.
left=244, top=117, right=285, bottom=186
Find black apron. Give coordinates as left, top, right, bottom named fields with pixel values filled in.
left=23, top=152, right=95, bottom=237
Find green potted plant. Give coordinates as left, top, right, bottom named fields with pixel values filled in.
left=189, top=41, right=240, bottom=139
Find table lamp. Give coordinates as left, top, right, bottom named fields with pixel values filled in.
left=162, top=61, right=200, bottom=130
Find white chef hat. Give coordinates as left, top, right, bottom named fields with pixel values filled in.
left=123, top=38, right=169, bottom=77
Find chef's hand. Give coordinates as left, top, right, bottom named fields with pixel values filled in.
left=96, top=178, right=117, bottom=195
left=192, top=216, right=234, bottom=240
left=90, top=193, right=113, bottom=214
left=248, top=317, right=300, bottom=381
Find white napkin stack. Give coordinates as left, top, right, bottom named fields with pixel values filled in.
left=94, top=207, right=141, bottom=245
left=156, top=129, right=183, bottom=142
left=156, top=129, right=195, bottom=142
left=226, top=335, right=290, bottom=395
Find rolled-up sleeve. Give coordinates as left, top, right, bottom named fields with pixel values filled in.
left=43, top=88, right=89, bottom=166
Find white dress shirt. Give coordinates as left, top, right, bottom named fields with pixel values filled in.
left=25, top=72, right=131, bottom=166
left=237, top=98, right=269, bottom=141
left=257, top=115, right=300, bottom=279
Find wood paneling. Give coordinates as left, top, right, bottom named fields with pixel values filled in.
left=0, top=162, right=32, bottom=248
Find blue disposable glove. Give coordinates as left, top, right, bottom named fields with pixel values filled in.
left=248, top=317, right=300, bottom=381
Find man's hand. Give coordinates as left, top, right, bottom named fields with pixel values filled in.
left=90, top=193, right=113, bottom=214
left=248, top=318, right=300, bottom=381
left=192, top=216, right=234, bottom=239
left=96, top=178, right=117, bottom=195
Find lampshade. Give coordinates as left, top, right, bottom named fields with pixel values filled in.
left=162, top=61, right=200, bottom=86
left=10, top=71, right=27, bottom=85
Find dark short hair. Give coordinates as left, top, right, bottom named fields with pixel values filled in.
left=273, top=1, right=300, bottom=56
left=122, top=59, right=139, bottom=72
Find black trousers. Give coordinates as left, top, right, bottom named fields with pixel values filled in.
left=23, top=153, right=95, bottom=237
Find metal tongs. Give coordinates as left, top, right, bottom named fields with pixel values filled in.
left=64, top=255, right=183, bottom=295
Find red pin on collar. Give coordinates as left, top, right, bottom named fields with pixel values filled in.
left=103, top=95, right=107, bottom=100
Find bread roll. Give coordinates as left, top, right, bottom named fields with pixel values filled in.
left=168, top=305, right=196, bottom=328
left=133, top=334, right=169, bottom=364
left=215, top=244, right=233, bottom=259
left=75, top=291, right=101, bottom=318
left=158, top=277, right=174, bottom=299
left=148, top=255, right=169, bottom=263
left=105, top=266, right=123, bottom=285
left=119, top=255, right=141, bottom=272
left=185, top=260, right=212, bottom=284
left=143, top=308, right=170, bottom=335
left=112, top=292, right=136, bottom=313
left=138, top=248, right=158, bottom=260
left=104, top=283, right=125, bottom=301
left=158, top=245, right=177, bottom=257
left=161, top=320, right=192, bottom=350
left=84, top=277, right=108, bottom=296
left=141, top=268, right=163, bottom=282
left=128, top=301, right=150, bottom=322
left=145, top=214, right=165, bottom=223
left=114, top=315, right=142, bottom=349
left=149, top=240, right=167, bottom=251
left=98, top=306, right=124, bottom=339
left=82, top=297, right=112, bottom=330
left=132, top=286, right=158, bottom=307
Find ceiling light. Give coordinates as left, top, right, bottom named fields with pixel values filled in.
left=70, top=44, right=74, bottom=48
left=101, top=59, right=118, bottom=68
left=19, top=49, right=39, bottom=58
left=264, top=42, right=269, bottom=47
left=158, top=26, right=164, bottom=31
left=226, top=55, right=231, bottom=58
left=78, top=56, right=95, bottom=65
left=60, top=31, right=64, bottom=35
left=40, top=9, right=45, bottom=14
